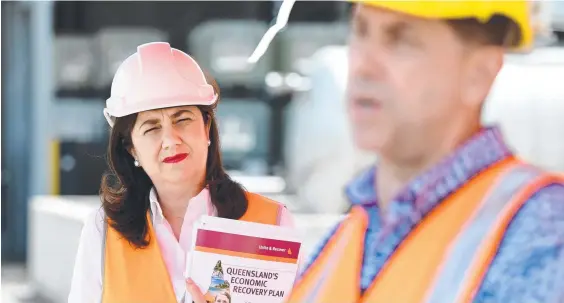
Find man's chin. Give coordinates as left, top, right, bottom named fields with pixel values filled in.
left=353, top=135, right=385, bottom=154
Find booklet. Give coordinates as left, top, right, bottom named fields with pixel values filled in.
left=186, top=215, right=302, bottom=303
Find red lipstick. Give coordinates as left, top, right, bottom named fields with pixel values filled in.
left=163, top=153, right=188, bottom=164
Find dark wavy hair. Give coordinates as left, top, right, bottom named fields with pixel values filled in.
left=100, top=79, right=248, bottom=248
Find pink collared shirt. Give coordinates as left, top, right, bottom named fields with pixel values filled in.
left=68, top=188, right=296, bottom=303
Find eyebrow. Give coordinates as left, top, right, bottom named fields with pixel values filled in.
left=139, top=118, right=159, bottom=129
left=170, top=109, right=194, bottom=119
left=384, top=20, right=416, bottom=38
left=138, top=109, right=195, bottom=129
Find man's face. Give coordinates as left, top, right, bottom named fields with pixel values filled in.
left=347, top=5, right=501, bottom=158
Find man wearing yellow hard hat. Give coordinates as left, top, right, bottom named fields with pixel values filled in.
left=286, top=1, right=564, bottom=302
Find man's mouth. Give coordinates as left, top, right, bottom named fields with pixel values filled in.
left=352, top=96, right=382, bottom=108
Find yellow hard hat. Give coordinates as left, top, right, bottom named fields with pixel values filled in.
left=351, top=1, right=535, bottom=50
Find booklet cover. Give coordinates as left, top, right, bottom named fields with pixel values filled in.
left=187, top=216, right=302, bottom=303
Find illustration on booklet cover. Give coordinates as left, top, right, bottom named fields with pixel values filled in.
left=204, top=260, right=232, bottom=303
left=189, top=216, right=302, bottom=303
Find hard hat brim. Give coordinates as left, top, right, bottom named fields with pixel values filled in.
left=351, top=0, right=533, bottom=50
left=103, top=94, right=219, bottom=128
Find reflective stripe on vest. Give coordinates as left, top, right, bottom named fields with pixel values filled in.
left=303, top=208, right=366, bottom=303
left=424, top=163, right=543, bottom=302
left=288, top=207, right=367, bottom=303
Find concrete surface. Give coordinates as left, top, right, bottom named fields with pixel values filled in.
left=1, top=264, right=53, bottom=303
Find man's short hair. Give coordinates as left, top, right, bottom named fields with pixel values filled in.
left=446, top=15, right=522, bottom=48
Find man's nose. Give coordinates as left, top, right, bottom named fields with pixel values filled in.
left=348, top=42, right=387, bottom=82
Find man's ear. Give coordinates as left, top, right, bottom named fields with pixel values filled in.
left=461, top=46, right=504, bottom=108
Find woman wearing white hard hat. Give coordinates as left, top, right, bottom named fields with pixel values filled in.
left=68, top=42, right=296, bottom=303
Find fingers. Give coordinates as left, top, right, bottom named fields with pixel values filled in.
left=186, top=278, right=207, bottom=303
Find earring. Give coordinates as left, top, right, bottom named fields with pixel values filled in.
left=134, top=159, right=140, bottom=167
left=207, top=140, right=211, bottom=146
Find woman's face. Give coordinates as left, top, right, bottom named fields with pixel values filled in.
left=214, top=294, right=229, bottom=303
left=129, top=105, right=210, bottom=186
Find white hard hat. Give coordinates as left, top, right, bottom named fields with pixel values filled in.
left=103, top=42, right=218, bottom=127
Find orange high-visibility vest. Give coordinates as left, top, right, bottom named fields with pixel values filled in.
left=101, top=192, right=285, bottom=303
left=287, top=158, right=564, bottom=303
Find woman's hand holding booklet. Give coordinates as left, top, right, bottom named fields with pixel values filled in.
left=185, top=216, right=302, bottom=303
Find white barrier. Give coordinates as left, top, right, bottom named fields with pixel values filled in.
left=28, top=196, right=102, bottom=303
left=28, top=195, right=343, bottom=303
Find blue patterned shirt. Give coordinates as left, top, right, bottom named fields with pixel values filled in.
left=301, top=127, right=564, bottom=302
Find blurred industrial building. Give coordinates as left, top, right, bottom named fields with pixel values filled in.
left=2, top=0, right=354, bottom=262
left=1, top=1, right=564, bottom=302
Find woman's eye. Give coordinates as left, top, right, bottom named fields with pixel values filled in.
left=177, top=118, right=192, bottom=124
left=144, top=127, right=158, bottom=135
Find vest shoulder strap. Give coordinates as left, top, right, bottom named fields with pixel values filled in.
left=241, top=192, right=285, bottom=226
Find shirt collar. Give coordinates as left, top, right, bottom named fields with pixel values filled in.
left=345, top=126, right=513, bottom=207
left=149, top=187, right=211, bottom=224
